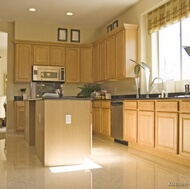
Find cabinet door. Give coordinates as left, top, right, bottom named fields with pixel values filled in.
left=179, top=113, right=190, bottom=158
left=138, top=111, right=154, bottom=147
left=99, top=40, right=107, bottom=81
left=106, top=35, right=116, bottom=79
left=123, top=110, right=137, bottom=143
left=14, top=44, right=32, bottom=83
left=92, top=108, right=101, bottom=133
left=156, top=112, right=178, bottom=154
left=15, top=101, right=25, bottom=131
left=80, top=47, right=93, bottom=83
left=49, top=46, right=66, bottom=66
left=92, top=44, right=100, bottom=82
left=101, top=107, right=111, bottom=136
left=33, top=45, right=49, bottom=65
left=115, top=30, right=125, bottom=78
left=66, top=47, right=80, bottom=83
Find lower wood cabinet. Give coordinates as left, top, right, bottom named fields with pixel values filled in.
left=179, top=113, right=190, bottom=158
left=15, top=101, right=25, bottom=132
left=92, top=101, right=111, bottom=136
left=138, top=111, right=154, bottom=147
left=155, top=112, right=178, bottom=154
left=123, top=108, right=137, bottom=143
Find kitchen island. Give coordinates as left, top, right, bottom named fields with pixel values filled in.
left=34, top=99, right=92, bottom=166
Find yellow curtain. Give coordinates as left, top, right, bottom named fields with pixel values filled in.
left=148, top=0, right=190, bottom=34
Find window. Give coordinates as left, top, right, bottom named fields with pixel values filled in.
left=152, top=17, right=190, bottom=81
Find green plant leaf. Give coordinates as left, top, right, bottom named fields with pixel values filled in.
left=134, top=64, right=140, bottom=76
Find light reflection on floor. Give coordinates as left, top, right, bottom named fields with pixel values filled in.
left=49, top=158, right=102, bottom=173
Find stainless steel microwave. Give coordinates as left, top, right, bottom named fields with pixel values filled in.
left=32, top=66, right=65, bottom=82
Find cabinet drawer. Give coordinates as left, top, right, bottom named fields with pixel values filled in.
left=92, top=101, right=101, bottom=108
left=138, top=101, right=154, bottom=110
left=102, top=101, right=111, bottom=108
left=15, top=101, right=25, bottom=107
left=124, top=101, right=137, bottom=110
left=179, top=101, right=190, bottom=112
left=156, top=101, right=178, bottom=112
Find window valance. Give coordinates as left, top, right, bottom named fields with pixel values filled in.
left=148, top=0, right=190, bottom=33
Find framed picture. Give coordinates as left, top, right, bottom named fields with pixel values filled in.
left=58, top=28, right=67, bottom=41
left=71, top=29, right=80, bottom=42
left=107, top=24, right=112, bottom=33
left=112, top=20, right=118, bottom=29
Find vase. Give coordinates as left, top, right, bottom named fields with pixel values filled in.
left=135, top=77, right=140, bottom=99
left=145, top=71, right=150, bottom=98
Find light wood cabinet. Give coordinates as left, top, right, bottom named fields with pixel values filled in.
left=33, top=45, right=49, bottom=66
left=80, top=47, right=93, bottom=83
left=49, top=46, right=66, bottom=66
left=92, top=43, right=100, bottom=82
left=138, top=101, right=155, bottom=147
left=66, top=47, right=80, bottom=83
left=92, top=100, right=111, bottom=136
left=106, top=35, right=116, bottom=79
left=123, top=101, right=138, bottom=143
left=92, top=101, right=101, bottom=133
left=115, top=25, right=138, bottom=78
left=138, top=111, right=154, bottom=147
left=156, top=112, right=178, bottom=154
left=99, top=40, right=107, bottom=81
left=123, top=110, right=137, bottom=143
left=179, top=101, right=190, bottom=158
left=15, top=101, right=25, bottom=132
left=14, top=43, right=32, bottom=83
left=179, top=113, right=190, bottom=158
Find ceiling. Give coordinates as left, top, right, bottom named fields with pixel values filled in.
left=0, top=0, right=140, bottom=50
left=0, top=0, right=140, bottom=28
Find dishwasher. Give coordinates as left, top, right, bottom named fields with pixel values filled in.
left=111, top=101, right=124, bottom=141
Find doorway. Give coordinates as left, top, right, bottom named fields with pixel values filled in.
left=0, top=32, right=7, bottom=130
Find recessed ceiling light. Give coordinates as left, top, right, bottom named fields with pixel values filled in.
left=29, top=8, right=36, bottom=12
left=66, top=12, right=73, bottom=16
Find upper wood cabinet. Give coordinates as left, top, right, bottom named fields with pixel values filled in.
left=92, top=43, right=100, bottom=82
left=33, top=45, right=49, bottom=66
left=14, top=43, right=32, bottom=83
left=106, top=35, right=116, bottom=79
left=66, top=47, right=80, bottom=83
left=99, top=40, right=107, bottom=81
left=49, top=46, right=66, bottom=66
left=92, top=23, right=138, bottom=82
left=80, top=47, right=93, bottom=83
left=115, top=25, right=138, bottom=78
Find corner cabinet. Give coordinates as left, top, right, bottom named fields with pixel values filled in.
left=66, top=47, right=80, bottom=83
left=92, top=23, right=138, bottom=82
left=14, top=43, right=32, bottom=83
left=80, top=46, right=93, bottom=83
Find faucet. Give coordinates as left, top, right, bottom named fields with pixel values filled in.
left=150, top=77, right=168, bottom=98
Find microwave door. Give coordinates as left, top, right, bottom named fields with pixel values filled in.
left=40, top=70, right=59, bottom=81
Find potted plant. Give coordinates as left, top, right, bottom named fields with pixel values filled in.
left=130, top=59, right=150, bottom=98
left=77, top=84, right=101, bottom=98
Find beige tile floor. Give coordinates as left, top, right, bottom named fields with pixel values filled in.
left=0, top=132, right=190, bottom=189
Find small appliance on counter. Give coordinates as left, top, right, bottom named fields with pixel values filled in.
left=30, top=82, right=63, bottom=98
